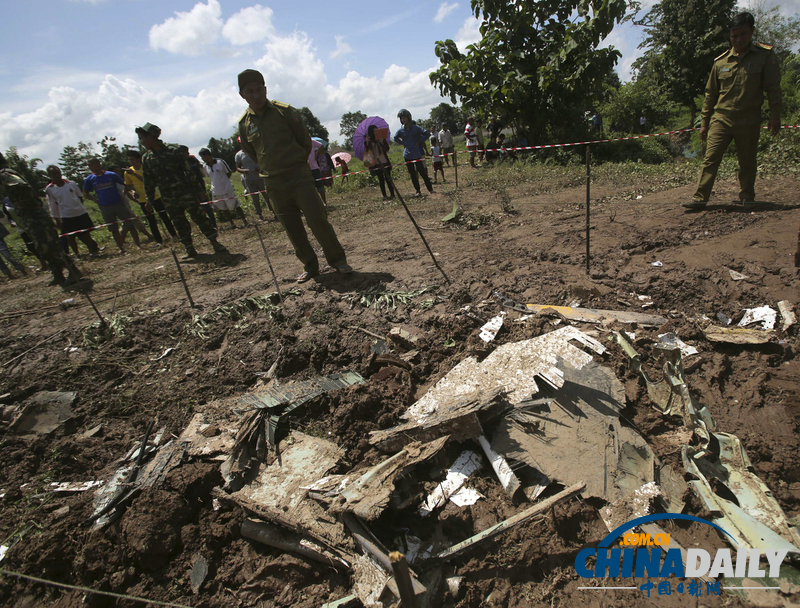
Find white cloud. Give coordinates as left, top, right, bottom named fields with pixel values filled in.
left=222, top=5, right=274, bottom=45
left=434, top=2, right=459, bottom=23
left=149, top=0, right=224, bottom=56
left=602, top=25, right=645, bottom=82
left=330, top=36, right=354, bottom=59
left=454, top=16, right=481, bottom=52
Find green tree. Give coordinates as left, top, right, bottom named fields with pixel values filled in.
left=206, top=136, right=238, bottom=170
left=98, top=136, right=135, bottom=169
left=298, top=107, right=330, bottom=140
left=600, top=77, right=675, bottom=132
left=634, top=0, right=736, bottom=126
left=2, top=147, right=48, bottom=191
left=430, top=0, right=628, bottom=145
left=421, top=103, right=469, bottom=134
left=744, top=1, right=800, bottom=61
left=58, top=141, right=95, bottom=182
left=339, top=111, right=367, bottom=149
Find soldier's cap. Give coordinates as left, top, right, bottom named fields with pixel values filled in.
left=135, top=122, right=161, bottom=138
left=730, top=12, right=754, bottom=29
left=238, top=69, right=265, bottom=90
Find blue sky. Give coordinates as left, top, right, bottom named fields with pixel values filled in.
left=0, top=0, right=795, bottom=165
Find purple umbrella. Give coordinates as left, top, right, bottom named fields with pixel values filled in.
left=352, top=116, right=391, bottom=161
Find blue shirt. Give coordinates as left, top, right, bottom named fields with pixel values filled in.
left=394, top=124, right=430, bottom=161
left=83, top=171, right=124, bottom=206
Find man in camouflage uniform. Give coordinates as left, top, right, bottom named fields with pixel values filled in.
left=136, top=123, right=228, bottom=258
left=0, top=152, right=82, bottom=285
left=685, top=12, right=782, bottom=211
left=238, top=69, right=351, bottom=283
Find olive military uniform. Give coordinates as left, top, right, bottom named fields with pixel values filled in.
left=239, top=100, right=346, bottom=274
left=141, top=142, right=222, bottom=253
left=0, top=168, right=80, bottom=283
left=693, top=42, right=782, bottom=203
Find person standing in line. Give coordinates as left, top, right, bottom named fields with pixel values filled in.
left=394, top=109, right=433, bottom=197
left=684, top=12, right=782, bottom=211
left=44, top=165, right=101, bottom=257
left=364, top=124, right=395, bottom=200
left=235, top=141, right=272, bottom=221
left=237, top=69, right=351, bottom=282
left=430, top=137, right=445, bottom=184
left=307, top=139, right=328, bottom=206
left=476, top=119, right=486, bottom=163
left=438, top=124, right=454, bottom=167
left=83, top=158, right=142, bottom=254
left=178, top=145, right=218, bottom=229
left=336, top=157, right=350, bottom=184
left=125, top=150, right=177, bottom=241
left=199, top=148, right=248, bottom=229
left=0, top=152, right=82, bottom=286
left=464, top=116, right=478, bottom=169
left=137, top=123, right=229, bottom=258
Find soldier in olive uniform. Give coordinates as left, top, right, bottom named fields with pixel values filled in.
left=685, top=12, right=782, bottom=211
left=237, top=69, right=351, bottom=283
left=136, top=123, right=228, bottom=258
left=0, top=152, right=82, bottom=286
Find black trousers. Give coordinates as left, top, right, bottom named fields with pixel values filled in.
left=406, top=159, right=433, bottom=193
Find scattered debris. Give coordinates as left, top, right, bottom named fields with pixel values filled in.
left=48, top=480, right=103, bottom=493
left=651, top=261, right=663, bottom=267
left=478, top=435, right=521, bottom=498
left=491, top=292, right=669, bottom=326
left=728, top=269, right=749, bottom=281
left=478, top=313, right=505, bottom=342
left=0, top=545, right=7, bottom=562
left=403, top=326, right=606, bottom=425
left=739, top=305, right=777, bottom=330
left=241, top=519, right=349, bottom=569
left=420, top=450, right=483, bottom=517
left=388, top=327, right=421, bottom=349
left=81, top=424, right=104, bottom=439
left=369, top=387, right=509, bottom=452
left=332, top=437, right=448, bottom=520
left=658, top=332, right=699, bottom=357
left=491, top=358, right=654, bottom=502
left=683, top=432, right=800, bottom=553
left=704, top=325, right=775, bottom=345
left=599, top=482, right=661, bottom=532
left=150, top=347, right=176, bottom=361
left=344, top=286, right=432, bottom=311
left=190, top=553, right=209, bottom=594
left=8, top=391, right=76, bottom=435
left=433, top=482, right=585, bottom=562
left=778, top=300, right=796, bottom=332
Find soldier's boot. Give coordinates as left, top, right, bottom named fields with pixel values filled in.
left=182, top=245, right=198, bottom=260
left=66, top=259, right=83, bottom=280
left=47, top=270, right=65, bottom=286
left=210, top=238, right=228, bottom=254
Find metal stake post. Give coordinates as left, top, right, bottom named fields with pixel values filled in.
left=253, top=224, right=283, bottom=302
left=585, top=145, right=591, bottom=275
left=171, top=249, right=196, bottom=308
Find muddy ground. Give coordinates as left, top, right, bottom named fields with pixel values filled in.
left=0, top=160, right=798, bottom=608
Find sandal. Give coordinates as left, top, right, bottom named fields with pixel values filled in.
left=297, top=270, right=319, bottom=283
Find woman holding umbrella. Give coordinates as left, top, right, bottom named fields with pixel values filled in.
left=363, top=125, right=395, bottom=200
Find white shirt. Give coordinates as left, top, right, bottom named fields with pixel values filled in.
left=202, top=159, right=235, bottom=197
left=464, top=124, right=477, bottom=148
left=438, top=129, right=454, bottom=148
left=44, top=180, right=89, bottom=219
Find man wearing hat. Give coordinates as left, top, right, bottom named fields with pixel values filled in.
left=135, top=123, right=228, bottom=258
left=237, top=69, right=351, bottom=283
left=684, top=12, right=782, bottom=211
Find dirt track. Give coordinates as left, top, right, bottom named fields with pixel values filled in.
left=0, top=164, right=798, bottom=607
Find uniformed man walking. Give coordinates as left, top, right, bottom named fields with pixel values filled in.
left=684, top=12, right=782, bottom=211
left=237, top=69, right=351, bottom=283
left=0, top=152, right=82, bottom=285
left=135, top=123, right=228, bottom=258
